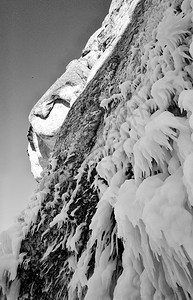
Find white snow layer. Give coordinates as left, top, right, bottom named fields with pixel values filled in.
left=3, top=0, right=193, bottom=299
left=0, top=173, right=51, bottom=298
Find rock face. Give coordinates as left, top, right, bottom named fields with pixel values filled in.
left=27, top=0, right=138, bottom=181
left=3, top=0, right=193, bottom=299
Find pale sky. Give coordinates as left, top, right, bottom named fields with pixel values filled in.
left=0, top=0, right=111, bottom=231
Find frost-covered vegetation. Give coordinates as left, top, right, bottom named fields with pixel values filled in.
left=2, top=0, right=193, bottom=299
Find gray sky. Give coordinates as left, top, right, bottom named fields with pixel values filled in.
left=0, top=0, right=111, bottom=231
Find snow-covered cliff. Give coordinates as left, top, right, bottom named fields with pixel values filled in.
left=27, top=0, right=139, bottom=182
left=2, top=0, right=193, bottom=299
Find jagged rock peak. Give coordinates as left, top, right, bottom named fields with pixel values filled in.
left=3, top=0, right=193, bottom=299
left=27, top=0, right=138, bottom=182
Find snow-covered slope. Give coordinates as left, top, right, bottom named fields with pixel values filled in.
left=3, top=0, right=193, bottom=299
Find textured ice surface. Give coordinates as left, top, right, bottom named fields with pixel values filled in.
left=3, top=0, right=193, bottom=299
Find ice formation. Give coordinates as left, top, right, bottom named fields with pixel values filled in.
left=3, top=0, right=193, bottom=299
left=0, top=225, right=24, bottom=299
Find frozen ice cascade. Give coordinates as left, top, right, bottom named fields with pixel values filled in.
left=3, top=0, right=193, bottom=299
